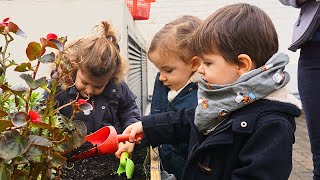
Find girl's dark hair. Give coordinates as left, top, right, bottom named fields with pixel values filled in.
left=193, top=3, right=278, bottom=67
left=60, top=21, right=127, bottom=89
left=148, top=15, right=202, bottom=63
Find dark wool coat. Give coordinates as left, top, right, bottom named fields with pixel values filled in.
left=151, top=73, right=198, bottom=180
left=142, top=99, right=301, bottom=180
left=48, top=81, right=140, bottom=134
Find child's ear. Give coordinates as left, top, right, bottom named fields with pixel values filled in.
left=237, top=54, right=255, bottom=75
left=191, top=56, right=201, bottom=72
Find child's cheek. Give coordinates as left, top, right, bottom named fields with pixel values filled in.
left=75, top=82, right=85, bottom=92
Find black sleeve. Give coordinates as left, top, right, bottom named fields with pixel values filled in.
left=118, top=82, right=141, bottom=129
left=142, top=108, right=195, bottom=147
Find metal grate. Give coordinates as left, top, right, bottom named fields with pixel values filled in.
left=127, top=35, right=148, bottom=115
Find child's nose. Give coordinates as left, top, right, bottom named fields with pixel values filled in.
left=159, top=73, right=167, bottom=81
left=85, top=87, right=94, bottom=96
left=197, top=66, right=205, bottom=74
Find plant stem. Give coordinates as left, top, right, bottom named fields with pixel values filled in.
left=22, top=122, right=30, bottom=137
left=1, top=34, right=14, bottom=64
left=12, top=163, right=17, bottom=177
left=43, top=61, right=61, bottom=126
left=53, top=100, right=76, bottom=114
left=69, top=110, right=77, bottom=123
left=3, top=92, right=12, bottom=102
left=33, top=60, right=41, bottom=79
left=39, top=128, right=43, bottom=136
left=25, top=60, right=41, bottom=112
left=0, top=34, right=11, bottom=75
left=42, top=86, right=51, bottom=93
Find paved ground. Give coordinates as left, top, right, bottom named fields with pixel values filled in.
left=290, top=112, right=313, bottom=180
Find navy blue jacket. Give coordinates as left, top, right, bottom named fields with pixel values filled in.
left=150, top=73, right=198, bottom=114
left=150, top=73, right=198, bottom=180
left=142, top=99, right=301, bottom=180
left=49, top=81, right=140, bottom=134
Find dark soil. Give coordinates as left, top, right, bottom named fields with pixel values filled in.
left=61, top=142, right=149, bottom=180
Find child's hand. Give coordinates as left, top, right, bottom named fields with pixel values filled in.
left=116, top=142, right=135, bottom=158
left=123, top=121, right=143, bottom=143
left=115, top=122, right=143, bottom=158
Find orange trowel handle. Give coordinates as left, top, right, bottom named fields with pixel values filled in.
left=117, top=133, right=143, bottom=143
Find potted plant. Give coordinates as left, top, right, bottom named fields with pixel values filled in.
left=0, top=17, right=152, bottom=180
left=0, top=17, right=91, bottom=179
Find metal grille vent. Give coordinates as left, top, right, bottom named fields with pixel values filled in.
left=127, top=35, right=148, bottom=115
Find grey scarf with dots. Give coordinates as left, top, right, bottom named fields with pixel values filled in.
left=195, top=53, right=290, bottom=135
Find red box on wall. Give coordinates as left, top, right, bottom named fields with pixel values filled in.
left=125, top=0, right=151, bottom=20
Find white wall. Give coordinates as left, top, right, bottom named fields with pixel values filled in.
left=135, top=0, right=301, bottom=94
left=0, top=0, right=301, bottom=95
left=0, top=0, right=146, bottom=86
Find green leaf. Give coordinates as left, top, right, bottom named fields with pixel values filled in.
left=8, top=21, right=26, bottom=38
left=40, top=52, right=55, bottom=63
left=68, top=120, right=87, bottom=148
left=0, top=161, right=13, bottom=180
left=29, top=135, right=53, bottom=147
left=0, top=130, right=31, bottom=160
left=8, top=59, right=17, bottom=66
left=51, top=152, right=67, bottom=168
left=48, top=39, right=63, bottom=52
left=56, top=141, right=73, bottom=152
left=7, top=21, right=18, bottom=33
left=28, top=162, right=43, bottom=178
left=125, top=158, right=134, bottom=179
left=117, top=152, right=134, bottom=179
left=30, top=121, right=52, bottom=130
left=12, top=156, right=29, bottom=165
left=117, top=164, right=126, bottom=176
left=59, top=114, right=72, bottom=130
left=0, top=25, right=4, bottom=35
left=20, top=74, right=47, bottom=89
left=14, top=62, right=33, bottom=72
left=71, top=130, right=85, bottom=148
left=26, top=42, right=41, bottom=61
left=11, top=111, right=28, bottom=127
left=15, top=28, right=26, bottom=38
left=25, top=146, right=42, bottom=163
left=1, top=84, right=27, bottom=98
left=0, top=120, right=13, bottom=133
left=33, top=77, right=47, bottom=88
left=72, top=120, right=87, bottom=138
left=40, top=37, right=63, bottom=52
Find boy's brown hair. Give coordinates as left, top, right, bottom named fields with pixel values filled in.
left=60, top=21, right=127, bottom=89
left=193, top=3, right=278, bottom=67
left=148, top=15, right=202, bottom=63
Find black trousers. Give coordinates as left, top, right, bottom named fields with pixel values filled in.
left=299, top=41, right=320, bottom=180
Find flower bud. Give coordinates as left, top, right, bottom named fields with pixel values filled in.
left=3, top=26, right=9, bottom=35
